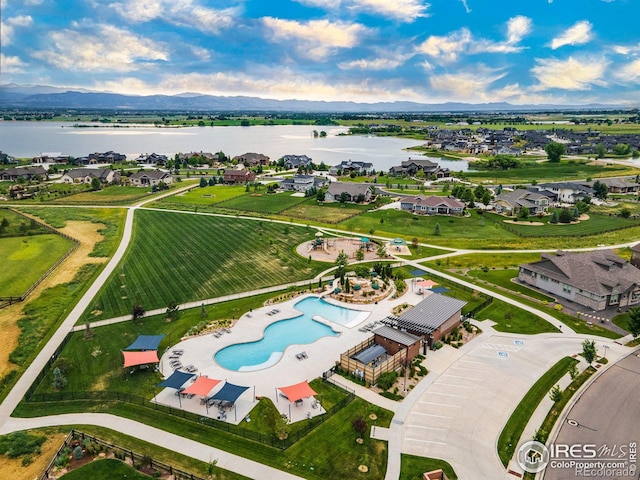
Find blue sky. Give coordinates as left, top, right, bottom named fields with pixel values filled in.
left=1, top=0, right=639, bottom=105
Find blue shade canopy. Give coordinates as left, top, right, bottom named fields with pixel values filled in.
left=431, top=286, right=450, bottom=294
left=410, top=269, right=427, bottom=277
left=125, top=334, right=166, bottom=351
left=157, top=370, right=195, bottom=389
left=210, top=382, right=250, bottom=404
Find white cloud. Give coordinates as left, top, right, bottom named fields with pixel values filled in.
left=612, top=45, right=631, bottom=55
left=109, top=0, right=238, bottom=34
left=428, top=66, right=506, bottom=102
left=531, top=56, right=608, bottom=90
left=7, top=15, right=33, bottom=27
left=349, top=0, right=430, bottom=22
left=416, top=28, right=471, bottom=63
left=294, top=0, right=342, bottom=9
left=33, top=25, right=168, bottom=72
left=550, top=20, right=593, bottom=50
left=1, top=53, right=27, bottom=73
left=190, top=46, right=211, bottom=61
left=339, top=56, right=406, bottom=70
left=615, top=59, right=640, bottom=82
left=24, top=0, right=44, bottom=5
left=460, top=0, right=471, bottom=13
left=263, top=17, right=366, bottom=60
left=506, top=16, right=531, bottom=45
left=0, top=23, right=11, bottom=46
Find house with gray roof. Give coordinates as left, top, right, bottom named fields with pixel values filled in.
left=328, top=160, right=374, bottom=176
left=381, top=292, right=467, bottom=347
left=130, top=170, right=173, bottom=187
left=493, top=190, right=549, bottom=215
left=280, top=174, right=327, bottom=193
left=233, top=152, right=270, bottom=166
left=282, top=155, right=312, bottom=169
left=400, top=195, right=465, bottom=215
left=591, top=177, right=639, bottom=195
left=60, top=168, right=120, bottom=184
left=0, top=166, right=47, bottom=182
left=534, top=182, right=593, bottom=204
left=519, top=250, right=640, bottom=311
left=325, top=182, right=373, bottom=203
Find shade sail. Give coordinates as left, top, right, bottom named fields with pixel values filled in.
left=157, top=370, right=195, bottom=389
left=181, top=376, right=222, bottom=396
left=123, top=350, right=159, bottom=368
left=353, top=344, right=386, bottom=365
left=391, top=238, right=407, bottom=245
left=210, top=382, right=250, bottom=404
left=416, top=279, right=438, bottom=289
left=278, top=381, right=317, bottom=403
left=124, top=334, right=166, bottom=351
left=431, top=286, right=449, bottom=294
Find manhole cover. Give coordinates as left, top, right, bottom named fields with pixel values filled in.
left=567, top=419, right=579, bottom=427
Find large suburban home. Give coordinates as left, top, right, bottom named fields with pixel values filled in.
left=381, top=292, right=467, bottom=351
left=493, top=190, right=550, bottom=215
left=0, top=151, right=16, bottom=164
left=400, top=195, right=465, bottom=215
left=594, top=177, right=640, bottom=195
left=390, top=158, right=450, bottom=178
left=0, top=166, right=47, bottom=182
left=129, top=170, right=173, bottom=187
left=282, top=155, right=312, bottom=169
left=534, top=182, right=593, bottom=204
left=76, top=151, right=127, bottom=165
left=324, top=182, right=373, bottom=203
left=60, top=168, right=121, bottom=184
left=223, top=169, right=255, bottom=184
left=135, top=153, right=169, bottom=166
left=32, top=152, right=70, bottom=164
left=233, top=152, right=270, bottom=166
left=280, top=174, right=327, bottom=193
left=328, top=160, right=374, bottom=176
left=519, top=250, right=640, bottom=311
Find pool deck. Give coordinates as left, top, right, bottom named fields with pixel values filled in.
left=153, top=286, right=429, bottom=425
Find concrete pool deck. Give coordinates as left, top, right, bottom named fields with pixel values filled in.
left=154, top=288, right=428, bottom=424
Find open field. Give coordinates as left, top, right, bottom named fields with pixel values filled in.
left=439, top=252, right=543, bottom=270
left=50, top=185, right=153, bottom=204
left=0, top=428, right=68, bottom=480
left=0, top=208, right=51, bottom=237
left=83, top=210, right=326, bottom=321
left=474, top=299, right=559, bottom=334
left=467, top=269, right=555, bottom=303
left=0, top=234, right=75, bottom=297
left=216, top=191, right=308, bottom=214
left=155, top=185, right=245, bottom=207
left=493, top=212, right=640, bottom=237
left=60, top=459, right=151, bottom=479
left=279, top=198, right=371, bottom=223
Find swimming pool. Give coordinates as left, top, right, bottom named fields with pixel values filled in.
left=214, top=297, right=366, bottom=371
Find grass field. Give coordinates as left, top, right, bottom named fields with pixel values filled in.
left=497, top=356, right=579, bottom=466
left=0, top=234, right=75, bottom=297
left=51, top=185, right=153, bottom=204
left=82, top=210, right=326, bottom=321
left=467, top=269, right=555, bottom=303
left=156, top=185, right=246, bottom=207
left=279, top=198, right=371, bottom=223
left=216, top=191, right=308, bottom=214
left=439, top=252, right=543, bottom=270
left=400, top=454, right=458, bottom=480
left=494, top=212, right=640, bottom=237
left=474, top=298, right=559, bottom=334
left=60, top=459, right=150, bottom=479
left=0, top=208, right=51, bottom=237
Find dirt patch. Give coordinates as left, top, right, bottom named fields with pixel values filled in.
left=503, top=220, right=544, bottom=226
left=0, top=430, right=68, bottom=480
left=0, top=221, right=107, bottom=377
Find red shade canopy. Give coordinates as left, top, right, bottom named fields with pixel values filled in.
left=416, top=279, right=438, bottom=289
left=122, top=350, right=159, bottom=368
left=278, top=381, right=318, bottom=403
left=181, top=376, right=222, bottom=397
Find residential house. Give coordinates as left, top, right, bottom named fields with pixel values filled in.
left=595, top=177, right=640, bottom=195
left=233, top=152, right=270, bottom=166
left=280, top=174, right=327, bottom=193
left=177, top=152, right=217, bottom=164
left=0, top=151, right=16, bottom=164
left=400, top=195, right=465, bottom=215
left=223, top=169, right=255, bottom=184
left=135, top=153, right=168, bottom=166
left=381, top=292, right=467, bottom=349
left=534, top=182, right=593, bottom=204
left=282, top=155, right=312, bottom=169
left=33, top=152, right=70, bottom=164
left=631, top=243, right=640, bottom=269
left=493, top=190, right=550, bottom=215
left=390, top=158, right=450, bottom=178
left=76, top=151, right=127, bottom=165
left=129, top=170, right=173, bottom=187
left=0, top=166, right=47, bottom=182
left=324, top=182, right=373, bottom=203
left=60, top=168, right=121, bottom=184
left=519, top=250, right=640, bottom=311
left=328, top=160, right=374, bottom=176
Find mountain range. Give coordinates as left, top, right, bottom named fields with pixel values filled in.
left=0, top=84, right=621, bottom=113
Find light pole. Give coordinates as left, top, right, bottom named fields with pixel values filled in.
left=603, top=344, right=609, bottom=359
left=403, top=345, right=408, bottom=393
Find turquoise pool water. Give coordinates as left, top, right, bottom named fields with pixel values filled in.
left=214, top=297, right=364, bottom=371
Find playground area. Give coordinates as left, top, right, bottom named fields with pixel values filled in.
left=298, top=233, right=409, bottom=262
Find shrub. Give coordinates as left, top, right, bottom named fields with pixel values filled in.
left=72, top=446, right=83, bottom=460
left=433, top=341, right=443, bottom=350
left=0, top=432, right=46, bottom=458
left=376, top=371, right=398, bottom=391
left=554, top=304, right=563, bottom=311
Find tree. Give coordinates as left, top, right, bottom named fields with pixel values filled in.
left=334, top=250, right=349, bottom=278
left=316, top=189, right=325, bottom=202
left=592, top=180, right=608, bottom=200
left=628, top=306, right=640, bottom=338
left=376, top=243, right=387, bottom=258
left=355, top=248, right=364, bottom=261
left=482, top=191, right=492, bottom=206
left=558, top=208, right=574, bottom=224
left=549, top=384, right=562, bottom=403
left=240, top=119, right=250, bottom=127
left=595, top=143, right=607, bottom=158
left=613, top=143, right=631, bottom=155
left=132, top=304, right=146, bottom=322
left=518, top=206, right=529, bottom=220
left=53, top=367, right=67, bottom=390
left=581, top=339, right=597, bottom=365
left=208, top=177, right=216, bottom=186
left=199, top=177, right=207, bottom=188
left=90, top=177, right=101, bottom=191
left=340, top=191, right=348, bottom=204
left=166, top=301, right=180, bottom=321
left=434, top=222, right=441, bottom=236
left=352, top=416, right=368, bottom=438
left=620, top=207, right=632, bottom=218
left=544, top=142, right=566, bottom=163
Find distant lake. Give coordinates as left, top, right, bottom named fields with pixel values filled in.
left=0, top=122, right=469, bottom=172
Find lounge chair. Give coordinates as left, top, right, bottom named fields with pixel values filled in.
left=301, top=351, right=308, bottom=359
left=296, top=353, right=303, bottom=360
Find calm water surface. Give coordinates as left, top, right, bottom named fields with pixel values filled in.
left=0, top=122, right=469, bottom=172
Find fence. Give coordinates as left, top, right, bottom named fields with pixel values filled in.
left=40, top=429, right=208, bottom=480
left=0, top=208, right=80, bottom=309
left=339, top=337, right=408, bottom=386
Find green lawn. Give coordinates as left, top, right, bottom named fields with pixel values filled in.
left=0, top=208, right=51, bottom=237
left=154, top=185, right=246, bottom=207
left=216, top=191, right=308, bottom=214
left=60, top=458, right=150, bottom=479
left=81, top=210, right=326, bottom=321
left=400, top=454, right=458, bottom=480
left=467, top=269, right=555, bottom=302
left=612, top=312, right=631, bottom=333
left=440, top=252, right=551, bottom=270
left=51, top=185, right=153, bottom=204
left=278, top=198, right=371, bottom=224
left=0, top=234, right=75, bottom=297
left=497, top=356, right=579, bottom=466
left=474, top=298, right=559, bottom=334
